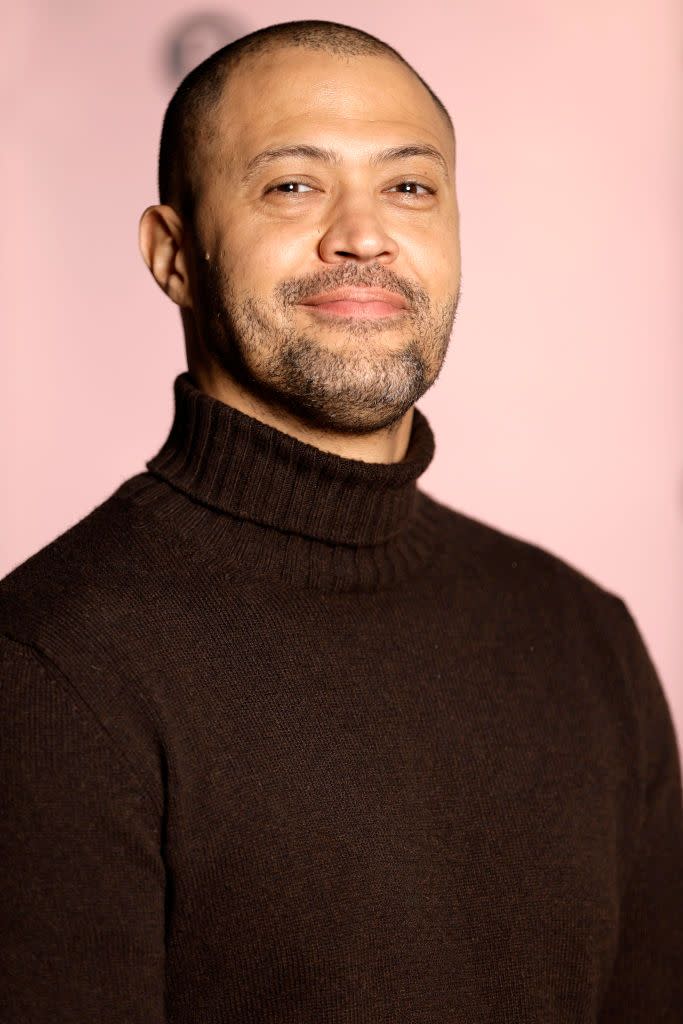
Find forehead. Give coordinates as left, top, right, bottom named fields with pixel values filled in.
left=210, top=47, right=454, bottom=165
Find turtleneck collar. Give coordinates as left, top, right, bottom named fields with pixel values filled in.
left=145, top=373, right=436, bottom=548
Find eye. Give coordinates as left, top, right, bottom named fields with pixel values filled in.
left=268, top=181, right=315, bottom=195
left=388, top=181, right=435, bottom=196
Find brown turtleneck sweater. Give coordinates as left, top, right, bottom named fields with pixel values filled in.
left=1, top=372, right=682, bottom=1023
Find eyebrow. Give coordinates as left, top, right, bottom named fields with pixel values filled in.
left=241, top=142, right=449, bottom=182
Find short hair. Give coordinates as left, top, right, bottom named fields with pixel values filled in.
left=157, top=19, right=454, bottom=219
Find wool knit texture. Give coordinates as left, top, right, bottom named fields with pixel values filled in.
left=1, top=371, right=682, bottom=1023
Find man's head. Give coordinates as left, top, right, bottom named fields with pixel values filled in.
left=140, top=20, right=461, bottom=435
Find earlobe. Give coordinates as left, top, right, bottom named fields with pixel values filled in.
left=138, top=204, right=193, bottom=309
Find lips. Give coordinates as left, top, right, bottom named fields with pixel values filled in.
left=299, top=287, right=408, bottom=319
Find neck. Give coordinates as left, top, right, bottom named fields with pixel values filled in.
left=188, top=361, right=415, bottom=465
left=141, top=371, right=440, bottom=590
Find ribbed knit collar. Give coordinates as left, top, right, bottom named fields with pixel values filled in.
left=145, top=372, right=435, bottom=547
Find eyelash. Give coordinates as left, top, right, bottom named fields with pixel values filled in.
left=267, top=180, right=436, bottom=197
left=390, top=181, right=436, bottom=196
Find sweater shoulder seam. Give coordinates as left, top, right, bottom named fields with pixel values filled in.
left=1, top=632, right=163, bottom=818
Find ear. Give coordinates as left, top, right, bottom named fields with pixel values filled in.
left=138, top=204, right=194, bottom=309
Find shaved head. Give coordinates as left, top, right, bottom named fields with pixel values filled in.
left=158, top=19, right=454, bottom=220
left=140, top=18, right=461, bottom=443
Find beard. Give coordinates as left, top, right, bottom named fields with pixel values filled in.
left=191, top=252, right=460, bottom=434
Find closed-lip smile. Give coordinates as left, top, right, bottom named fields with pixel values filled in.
left=298, top=287, right=409, bottom=319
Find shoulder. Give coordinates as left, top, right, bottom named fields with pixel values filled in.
left=423, top=490, right=683, bottom=794
left=421, top=492, right=678, bottom=763
left=0, top=475, right=159, bottom=645
left=421, top=490, right=623, bottom=618
left=418, top=490, right=655, bottom=725
left=0, top=472, right=197, bottom=698
left=0, top=476, right=169, bottom=810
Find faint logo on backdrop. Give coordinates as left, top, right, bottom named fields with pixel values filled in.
left=162, top=12, right=247, bottom=84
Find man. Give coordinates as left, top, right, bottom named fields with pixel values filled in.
left=1, top=19, right=681, bottom=1023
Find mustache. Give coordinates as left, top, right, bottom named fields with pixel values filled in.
left=275, top=261, right=430, bottom=311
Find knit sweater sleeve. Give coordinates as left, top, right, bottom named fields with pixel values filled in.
left=0, top=636, right=166, bottom=1023
left=599, top=599, right=683, bottom=1021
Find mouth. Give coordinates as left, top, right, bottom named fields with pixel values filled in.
left=298, top=287, right=409, bottom=320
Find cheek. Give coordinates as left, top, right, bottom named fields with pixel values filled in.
left=401, top=224, right=460, bottom=300
left=221, top=221, right=319, bottom=299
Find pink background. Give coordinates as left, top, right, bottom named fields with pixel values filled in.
left=3, top=3, right=682, bottom=746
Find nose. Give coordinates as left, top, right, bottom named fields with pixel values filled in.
left=317, top=194, right=399, bottom=265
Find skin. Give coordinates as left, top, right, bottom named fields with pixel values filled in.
left=139, top=46, right=461, bottom=463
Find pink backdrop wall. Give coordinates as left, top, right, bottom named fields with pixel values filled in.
left=3, top=2, right=682, bottom=746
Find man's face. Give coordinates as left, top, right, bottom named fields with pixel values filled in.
left=186, top=46, right=461, bottom=434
